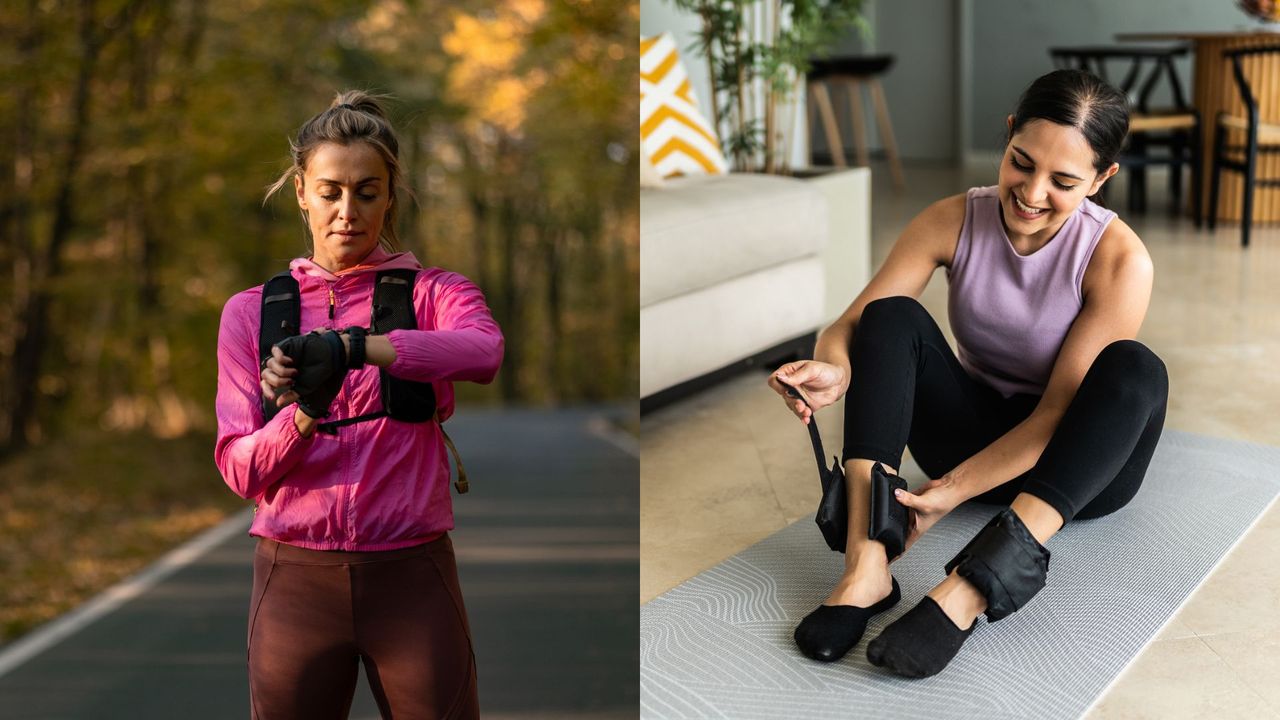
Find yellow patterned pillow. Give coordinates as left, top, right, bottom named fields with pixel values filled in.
left=640, top=33, right=728, bottom=178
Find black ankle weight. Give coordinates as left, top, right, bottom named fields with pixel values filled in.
left=868, top=463, right=908, bottom=560
left=944, top=508, right=1050, bottom=621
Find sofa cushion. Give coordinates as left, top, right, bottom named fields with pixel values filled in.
left=640, top=32, right=728, bottom=178
left=640, top=255, right=824, bottom=397
left=640, top=173, right=827, bottom=306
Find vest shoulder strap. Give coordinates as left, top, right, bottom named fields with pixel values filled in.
left=369, top=269, right=437, bottom=423
left=259, top=271, right=300, bottom=422
left=371, top=269, right=420, bottom=332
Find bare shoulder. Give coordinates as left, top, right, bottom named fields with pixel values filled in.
left=912, top=193, right=967, bottom=233
left=1084, top=216, right=1153, bottom=296
left=900, top=193, right=967, bottom=266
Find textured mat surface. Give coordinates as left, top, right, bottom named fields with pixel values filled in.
left=640, top=430, right=1280, bottom=720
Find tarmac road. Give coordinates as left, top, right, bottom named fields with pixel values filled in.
left=0, top=407, right=638, bottom=719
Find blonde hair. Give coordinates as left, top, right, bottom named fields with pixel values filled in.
left=264, top=90, right=414, bottom=251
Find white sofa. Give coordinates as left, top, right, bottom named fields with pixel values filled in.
left=642, top=171, right=864, bottom=403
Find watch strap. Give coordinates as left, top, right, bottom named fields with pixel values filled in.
left=344, top=325, right=368, bottom=369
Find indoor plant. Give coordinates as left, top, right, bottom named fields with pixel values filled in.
left=671, top=0, right=865, bottom=173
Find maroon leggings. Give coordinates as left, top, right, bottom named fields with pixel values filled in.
left=247, top=534, right=479, bottom=719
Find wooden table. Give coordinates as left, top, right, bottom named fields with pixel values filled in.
left=1118, top=31, right=1280, bottom=223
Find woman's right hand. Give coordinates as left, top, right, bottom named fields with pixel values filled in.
left=260, top=345, right=300, bottom=409
left=767, top=360, right=848, bottom=424
left=895, top=477, right=962, bottom=553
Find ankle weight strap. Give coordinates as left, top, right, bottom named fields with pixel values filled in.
left=944, top=508, right=1050, bottom=622
left=868, top=462, right=908, bottom=560
left=778, top=380, right=849, bottom=553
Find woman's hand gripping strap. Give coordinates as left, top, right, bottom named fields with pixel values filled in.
left=944, top=508, right=1051, bottom=622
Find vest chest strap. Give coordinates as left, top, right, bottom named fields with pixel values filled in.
left=315, top=410, right=469, bottom=494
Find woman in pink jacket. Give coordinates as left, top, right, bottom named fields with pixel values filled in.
left=215, top=91, right=503, bottom=719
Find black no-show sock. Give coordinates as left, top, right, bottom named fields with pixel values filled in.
left=794, top=577, right=901, bottom=662
left=866, top=595, right=975, bottom=678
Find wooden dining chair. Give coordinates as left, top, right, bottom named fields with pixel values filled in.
left=1049, top=45, right=1201, bottom=224
left=1208, top=44, right=1280, bottom=247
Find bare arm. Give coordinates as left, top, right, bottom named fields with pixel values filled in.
left=770, top=194, right=964, bottom=419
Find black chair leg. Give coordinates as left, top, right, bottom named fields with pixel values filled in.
left=1169, top=134, right=1184, bottom=215
left=1208, top=123, right=1224, bottom=231
left=1127, top=135, right=1146, bottom=215
left=1242, top=131, right=1258, bottom=248
left=1130, top=166, right=1149, bottom=215
left=1190, top=119, right=1203, bottom=228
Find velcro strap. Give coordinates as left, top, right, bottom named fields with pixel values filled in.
left=781, top=379, right=848, bottom=553
left=804, top=415, right=826, bottom=474
left=316, top=411, right=388, bottom=435
left=944, top=508, right=1050, bottom=622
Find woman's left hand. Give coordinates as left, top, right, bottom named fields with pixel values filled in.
left=894, top=477, right=963, bottom=552
left=261, top=345, right=300, bottom=408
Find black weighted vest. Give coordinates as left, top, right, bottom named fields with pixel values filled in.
left=258, top=269, right=437, bottom=434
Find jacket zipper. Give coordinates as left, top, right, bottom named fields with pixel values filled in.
left=328, top=280, right=350, bottom=544
left=330, top=279, right=345, bottom=538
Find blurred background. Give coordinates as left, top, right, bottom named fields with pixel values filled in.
left=0, top=0, right=638, bottom=715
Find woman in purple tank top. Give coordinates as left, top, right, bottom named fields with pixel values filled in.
left=768, top=69, right=1168, bottom=678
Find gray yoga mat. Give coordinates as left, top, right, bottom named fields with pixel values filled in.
left=640, top=430, right=1280, bottom=720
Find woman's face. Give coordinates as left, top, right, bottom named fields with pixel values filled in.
left=294, top=141, right=391, bottom=272
left=997, top=117, right=1116, bottom=243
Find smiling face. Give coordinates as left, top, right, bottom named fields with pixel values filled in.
left=997, top=117, right=1117, bottom=246
left=294, top=141, right=391, bottom=272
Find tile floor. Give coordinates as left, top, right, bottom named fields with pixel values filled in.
left=641, top=160, right=1280, bottom=718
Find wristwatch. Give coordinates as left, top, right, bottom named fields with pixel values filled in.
left=344, top=325, right=368, bottom=369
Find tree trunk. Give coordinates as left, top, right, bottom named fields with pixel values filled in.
left=542, top=221, right=563, bottom=400
left=575, top=210, right=605, bottom=399
left=127, top=4, right=166, bottom=313
left=461, top=137, right=492, bottom=294
left=5, top=0, right=104, bottom=451
left=400, top=122, right=423, bottom=259
left=0, top=0, right=42, bottom=445
left=497, top=186, right=520, bottom=402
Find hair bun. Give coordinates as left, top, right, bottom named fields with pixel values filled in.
left=330, top=91, right=390, bottom=122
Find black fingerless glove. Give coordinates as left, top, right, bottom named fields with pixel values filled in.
left=273, top=329, right=348, bottom=419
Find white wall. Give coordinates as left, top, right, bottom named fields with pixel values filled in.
left=640, top=0, right=709, bottom=112
left=966, top=0, right=1254, bottom=155
left=817, top=0, right=956, bottom=162
left=643, top=0, right=1262, bottom=165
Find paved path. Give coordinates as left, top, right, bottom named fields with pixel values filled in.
left=0, top=407, right=637, bottom=719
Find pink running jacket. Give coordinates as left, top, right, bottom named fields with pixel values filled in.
left=214, top=246, right=504, bottom=551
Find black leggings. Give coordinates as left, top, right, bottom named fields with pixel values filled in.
left=842, top=296, right=1169, bottom=523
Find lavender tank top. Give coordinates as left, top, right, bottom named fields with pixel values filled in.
left=946, top=186, right=1114, bottom=398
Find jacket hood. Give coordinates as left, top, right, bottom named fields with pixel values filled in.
left=290, top=245, right=423, bottom=281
